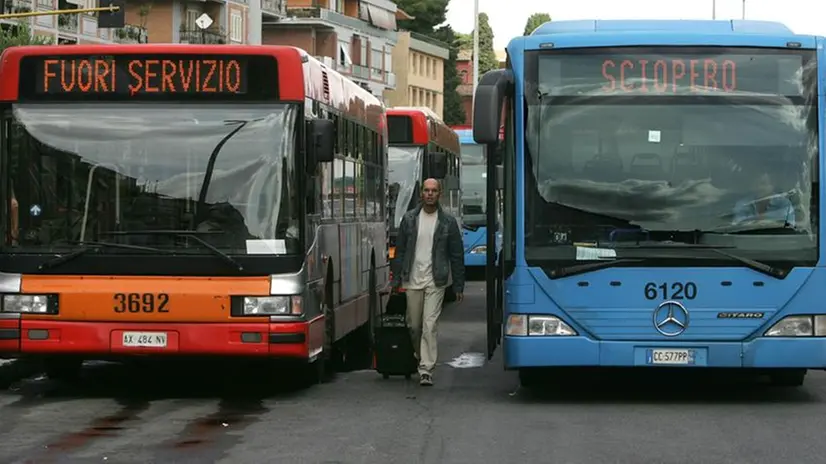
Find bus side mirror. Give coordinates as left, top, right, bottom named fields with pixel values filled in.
left=430, top=152, right=447, bottom=179
left=473, top=69, right=512, bottom=146
left=308, top=119, right=335, bottom=164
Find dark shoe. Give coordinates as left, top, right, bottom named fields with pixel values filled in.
left=420, top=373, right=433, bottom=386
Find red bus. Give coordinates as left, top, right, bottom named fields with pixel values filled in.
left=386, top=107, right=461, bottom=243
left=0, top=44, right=389, bottom=384
left=385, top=107, right=461, bottom=301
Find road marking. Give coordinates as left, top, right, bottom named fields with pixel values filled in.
left=446, top=352, right=485, bottom=368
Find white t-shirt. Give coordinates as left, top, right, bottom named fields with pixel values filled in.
left=404, top=208, right=438, bottom=290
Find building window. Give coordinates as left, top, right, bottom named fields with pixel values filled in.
left=230, top=12, right=243, bottom=42
left=384, top=50, right=392, bottom=73
left=371, top=48, right=382, bottom=71
left=185, top=10, right=200, bottom=30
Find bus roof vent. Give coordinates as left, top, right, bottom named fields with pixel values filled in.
left=531, top=19, right=795, bottom=36
left=321, top=69, right=330, bottom=100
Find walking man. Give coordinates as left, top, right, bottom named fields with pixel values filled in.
left=391, top=178, right=465, bottom=386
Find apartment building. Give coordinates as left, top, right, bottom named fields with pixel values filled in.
left=262, top=0, right=401, bottom=101
left=2, top=0, right=285, bottom=45
left=455, top=49, right=474, bottom=126
left=384, top=30, right=449, bottom=118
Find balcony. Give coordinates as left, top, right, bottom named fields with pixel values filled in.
left=58, top=11, right=78, bottom=33
left=180, top=28, right=227, bottom=44
left=113, top=25, right=148, bottom=44
left=284, top=7, right=396, bottom=41
left=262, top=0, right=285, bottom=17
left=386, top=72, right=395, bottom=88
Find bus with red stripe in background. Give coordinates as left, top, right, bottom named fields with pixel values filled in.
left=0, top=44, right=389, bottom=385
left=386, top=107, right=461, bottom=304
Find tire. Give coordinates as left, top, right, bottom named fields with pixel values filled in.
left=518, top=368, right=540, bottom=389
left=769, top=369, right=806, bottom=387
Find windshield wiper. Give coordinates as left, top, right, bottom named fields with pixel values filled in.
left=38, top=242, right=167, bottom=271
left=103, top=230, right=244, bottom=271
left=550, top=258, right=644, bottom=279
left=707, top=248, right=787, bottom=279
left=624, top=242, right=786, bottom=279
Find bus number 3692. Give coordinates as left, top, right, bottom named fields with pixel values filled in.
left=113, top=293, right=170, bottom=313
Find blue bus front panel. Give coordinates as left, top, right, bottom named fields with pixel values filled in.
left=502, top=266, right=826, bottom=369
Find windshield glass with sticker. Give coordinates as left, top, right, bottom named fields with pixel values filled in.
left=522, top=47, right=819, bottom=266
left=4, top=103, right=301, bottom=256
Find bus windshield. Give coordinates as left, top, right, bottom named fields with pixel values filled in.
left=524, top=48, right=819, bottom=265
left=388, top=145, right=422, bottom=229
left=461, top=144, right=486, bottom=226
left=4, top=103, right=301, bottom=255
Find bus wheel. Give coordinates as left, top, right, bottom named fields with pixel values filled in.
left=518, top=368, right=541, bottom=389
left=44, top=358, right=83, bottom=382
left=769, top=369, right=806, bottom=387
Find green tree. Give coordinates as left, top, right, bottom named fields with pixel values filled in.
left=477, top=13, right=497, bottom=77
left=454, top=32, right=471, bottom=49
left=0, top=21, right=54, bottom=52
left=394, top=0, right=449, bottom=36
left=431, top=26, right=465, bottom=125
left=523, top=13, right=551, bottom=36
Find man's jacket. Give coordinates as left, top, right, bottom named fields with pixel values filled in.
left=391, top=204, right=465, bottom=293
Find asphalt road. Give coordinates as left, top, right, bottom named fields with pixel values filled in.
left=1, top=281, right=826, bottom=463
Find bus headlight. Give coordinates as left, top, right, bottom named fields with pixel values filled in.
left=764, top=315, right=826, bottom=337
left=469, top=246, right=486, bottom=254
left=232, top=296, right=302, bottom=316
left=2, top=294, right=56, bottom=314
left=505, top=314, right=577, bottom=336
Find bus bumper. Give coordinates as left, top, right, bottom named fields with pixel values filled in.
left=0, top=318, right=322, bottom=359
left=503, top=336, right=826, bottom=369
left=464, top=252, right=486, bottom=268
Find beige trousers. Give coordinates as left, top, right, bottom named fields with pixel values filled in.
left=405, top=286, right=445, bottom=375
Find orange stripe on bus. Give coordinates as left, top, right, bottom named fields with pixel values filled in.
left=20, top=275, right=271, bottom=323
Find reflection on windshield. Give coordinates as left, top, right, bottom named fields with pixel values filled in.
left=524, top=97, right=818, bottom=263
left=5, top=103, right=299, bottom=255
left=388, top=145, right=422, bottom=228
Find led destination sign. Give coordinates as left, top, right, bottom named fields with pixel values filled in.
left=19, top=54, right=279, bottom=100
left=537, top=51, right=807, bottom=97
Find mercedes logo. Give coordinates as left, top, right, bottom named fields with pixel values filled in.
left=653, top=300, right=689, bottom=337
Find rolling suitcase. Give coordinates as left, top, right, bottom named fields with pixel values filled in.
left=374, top=294, right=418, bottom=380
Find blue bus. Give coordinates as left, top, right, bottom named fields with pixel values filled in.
left=452, top=126, right=502, bottom=269
left=473, top=19, right=823, bottom=388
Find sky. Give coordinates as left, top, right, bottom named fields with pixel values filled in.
left=445, top=0, right=826, bottom=50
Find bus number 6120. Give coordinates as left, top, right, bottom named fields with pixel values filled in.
left=113, top=293, right=170, bottom=313
left=644, top=282, right=697, bottom=300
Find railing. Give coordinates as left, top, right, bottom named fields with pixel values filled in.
left=113, top=24, right=147, bottom=44
left=57, top=11, right=78, bottom=32
left=262, top=0, right=285, bottom=16
left=409, top=31, right=450, bottom=49
left=180, top=28, right=226, bottom=44
left=351, top=64, right=370, bottom=79
left=286, top=7, right=397, bottom=41
left=386, top=72, right=396, bottom=88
